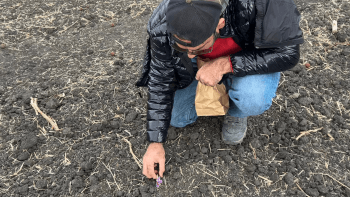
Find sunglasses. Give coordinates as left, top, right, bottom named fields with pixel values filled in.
left=172, top=32, right=219, bottom=55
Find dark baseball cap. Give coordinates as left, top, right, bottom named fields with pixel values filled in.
left=166, top=0, right=222, bottom=47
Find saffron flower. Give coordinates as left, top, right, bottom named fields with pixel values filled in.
left=156, top=175, right=162, bottom=188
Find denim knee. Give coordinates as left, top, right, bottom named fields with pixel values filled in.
left=243, top=96, right=273, bottom=116
left=228, top=89, right=274, bottom=117
left=170, top=105, right=198, bottom=128
left=225, top=72, right=280, bottom=118
left=170, top=120, right=188, bottom=128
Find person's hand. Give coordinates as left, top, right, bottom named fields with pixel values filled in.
left=142, top=142, right=165, bottom=179
left=196, top=56, right=232, bottom=87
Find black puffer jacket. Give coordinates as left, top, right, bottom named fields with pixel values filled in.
left=136, top=0, right=304, bottom=143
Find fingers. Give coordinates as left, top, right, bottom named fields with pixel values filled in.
left=203, top=78, right=222, bottom=87
left=196, top=73, right=219, bottom=87
left=143, top=159, right=157, bottom=179
left=201, top=81, right=214, bottom=87
left=147, top=164, right=157, bottom=179
left=158, top=159, right=166, bottom=177
left=142, top=161, right=150, bottom=178
left=148, top=168, right=157, bottom=179
left=143, top=162, right=151, bottom=179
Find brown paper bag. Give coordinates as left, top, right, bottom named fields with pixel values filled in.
left=195, top=82, right=229, bottom=116
left=195, top=58, right=229, bottom=116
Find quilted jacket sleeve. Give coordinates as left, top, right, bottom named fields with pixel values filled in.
left=229, top=44, right=300, bottom=77
left=146, top=34, right=176, bottom=143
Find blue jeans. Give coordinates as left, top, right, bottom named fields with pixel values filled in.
left=170, top=58, right=280, bottom=128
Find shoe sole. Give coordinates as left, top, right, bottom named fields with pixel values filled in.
left=222, top=127, right=247, bottom=145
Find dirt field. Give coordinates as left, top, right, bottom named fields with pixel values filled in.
left=0, top=0, right=349, bottom=196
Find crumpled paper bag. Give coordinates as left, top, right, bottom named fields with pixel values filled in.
left=195, top=58, right=229, bottom=116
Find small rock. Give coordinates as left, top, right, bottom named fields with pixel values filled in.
left=345, top=188, right=350, bottom=197
left=254, top=179, right=261, bottom=186
left=246, top=164, right=256, bottom=173
left=298, top=97, right=313, bottom=106
left=81, top=161, right=93, bottom=171
left=290, top=64, right=303, bottom=73
left=305, top=188, right=319, bottom=197
left=87, top=49, right=94, bottom=55
left=276, top=151, right=288, bottom=159
left=262, top=127, right=270, bottom=135
left=283, top=172, right=294, bottom=185
left=36, top=179, right=47, bottom=189
left=125, top=111, right=138, bottom=123
left=110, top=120, right=120, bottom=129
left=277, top=122, right=287, bottom=133
left=0, top=43, right=6, bottom=49
left=321, top=127, right=331, bottom=134
left=199, top=184, right=208, bottom=193
left=62, top=128, right=72, bottom=135
left=149, top=186, right=156, bottom=194
left=250, top=138, right=261, bottom=148
left=89, top=175, right=99, bottom=185
left=301, top=136, right=309, bottom=143
left=116, top=191, right=124, bottom=197
left=17, top=185, right=28, bottom=193
left=42, top=157, right=53, bottom=165
left=173, top=172, right=181, bottom=180
left=270, top=173, right=279, bottom=182
left=342, top=48, right=350, bottom=56
left=90, top=184, right=99, bottom=193
left=20, top=134, right=38, bottom=149
left=270, top=134, right=281, bottom=144
left=190, top=132, right=199, bottom=140
left=299, top=118, right=308, bottom=126
left=314, top=174, right=323, bottom=183
left=46, top=99, right=59, bottom=109
left=141, top=192, right=151, bottom=197
left=223, top=155, right=232, bottom=163
left=133, top=188, right=140, bottom=196
left=201, top=147, right=208, bottom=154
left=22, top=90, right=33, bottom=104
left=192, top=189, right=200, bottom=197
left=336, top=32, right=347, bottom=42
left=317, top=185, right=329, bottom=194
left=167, top=127, right=177, bottom=140
left=237, top=146, right=244, bottom=155
left=0, top=86, right=5, bottom=94
left=333, top=115, right=345, bottom=124
left=24, top=160, right=35, bottom=167
left=17, top=152, right=30, bottom=161
left=42, top=27, right=57, bottom=34
left=139, top=185, right=149, bottom=193
left=71, top=177, right=84, bottom=188
left=114, top=60, right=125, bottom=66
left=90, top=124, right=102, bottom=132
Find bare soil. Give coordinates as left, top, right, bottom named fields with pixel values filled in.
left=0, top=0, right=349, bottom=196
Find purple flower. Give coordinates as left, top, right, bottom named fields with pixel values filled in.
left=156, top=176, right=162, bottom=188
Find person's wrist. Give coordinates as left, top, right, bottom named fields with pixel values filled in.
left=149, top=142, right=163, bottom=146
left=219, top=56, right=232, bottom=75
